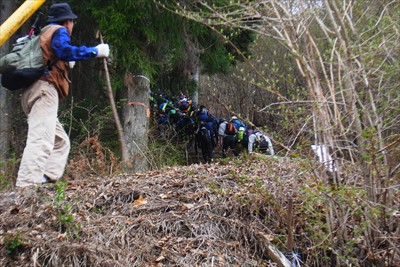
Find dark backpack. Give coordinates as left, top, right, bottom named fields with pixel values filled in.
left=179, top=100, right=189, bottom=111
left=254, top=133, right=269, bottom=150
left=225, top=122, right=237, bottom=135
left=0, top=25, right=61, bottom=91
left=200, top=126, right=211, bottom=142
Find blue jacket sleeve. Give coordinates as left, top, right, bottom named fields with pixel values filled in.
left=51, top=27, right=98, bottom=61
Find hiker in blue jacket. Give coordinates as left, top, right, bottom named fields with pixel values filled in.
left=16, top=3, right=109, bottom=188
left=205, top=116, right=217, bottom=148
left=197, top=105, right=210, bottom=122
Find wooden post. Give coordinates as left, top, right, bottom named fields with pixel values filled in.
left=287, top=197, right=294, bottom=252
left=257, top=232, right=292, bottom=267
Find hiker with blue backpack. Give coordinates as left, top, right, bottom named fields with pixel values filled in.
left=205, top=115, right=217, bottom=148
left=248, top=130, right=275, bottom=156
left=230, top=116, right=247, bottom=131
left=13, top=3, right=110, bottom=188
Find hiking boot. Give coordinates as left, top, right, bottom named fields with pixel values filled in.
left=42, top=175, right=56, bottom=184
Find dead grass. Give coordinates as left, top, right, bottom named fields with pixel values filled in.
left=0, top=155, right=398, bottom=266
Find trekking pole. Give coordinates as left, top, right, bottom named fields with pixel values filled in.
left=97, top=31, right=132, bottom=169
left=28, top=12, right=43, bottom=37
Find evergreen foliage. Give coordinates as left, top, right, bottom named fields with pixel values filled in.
left=73, top=0, right=254, bottom=95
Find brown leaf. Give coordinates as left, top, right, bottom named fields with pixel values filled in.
left=133, top=195, right=148, bottom=206
left=181, top=203, right=194, bottom=211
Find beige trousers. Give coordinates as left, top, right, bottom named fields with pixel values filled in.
left=16, top=80, right=70, bottom=187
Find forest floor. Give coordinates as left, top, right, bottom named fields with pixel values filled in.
left=0, top=153, right=314, bottom=267
left=1, top=151, right=398, bottom=266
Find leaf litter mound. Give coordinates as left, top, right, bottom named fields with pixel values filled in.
left=0, top=155, right=330, bottom=266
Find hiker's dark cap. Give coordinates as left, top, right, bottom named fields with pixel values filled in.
left=47, top=3, right=77, bottom=22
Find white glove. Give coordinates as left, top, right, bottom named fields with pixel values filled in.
left=96, top=44, right=110, bottom=58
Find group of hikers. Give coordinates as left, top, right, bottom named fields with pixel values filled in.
left=6, top=2, right=271, bottom=189
left=151, top=91, right=275, bottom=163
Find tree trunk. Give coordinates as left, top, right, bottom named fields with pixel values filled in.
left=123, top=73, right=150, bottom=173
left=192, top=66, right=199, bottom=105
left=0, top=0, right=19, bottom=167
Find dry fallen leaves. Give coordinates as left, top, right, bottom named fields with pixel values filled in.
left=0, top=156, right=386, bottom=267
left=133, top=195, right=148, bottom=206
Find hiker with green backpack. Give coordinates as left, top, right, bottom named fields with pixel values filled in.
left=235, top=126, right=248, bottom=155
left=8, top=3, right=110, bottom=188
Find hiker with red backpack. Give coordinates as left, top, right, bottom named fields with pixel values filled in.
left=222, top=117, right=240, bottom=158
left=178, top=98, right=190, bottom=113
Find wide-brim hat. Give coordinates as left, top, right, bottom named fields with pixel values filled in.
left=47, top=3, right=77, bottom=22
